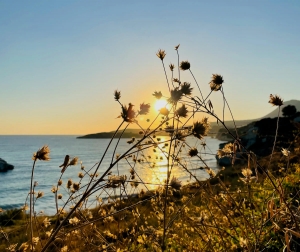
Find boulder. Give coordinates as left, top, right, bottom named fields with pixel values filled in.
left=0, top=158, right=14, bottom=172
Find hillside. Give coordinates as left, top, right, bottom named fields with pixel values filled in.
left=77, top=100, right=300, bottom=139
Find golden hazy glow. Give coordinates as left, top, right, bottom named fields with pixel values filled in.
left=154, top=99, right=168, bottom=111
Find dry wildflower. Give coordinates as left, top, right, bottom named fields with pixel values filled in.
left=114, top=90, right=121, bottom=101
left=192, top=118, right=209, bottom=139
left=69, top=157, right=78, bottom=166
left=139, top=103, right=150, bottom=115
left=73, top=182, right=80, bottom=191
left=32, top=237, right=39, bottom=245
left=67, top=179, right=73, bottom=189
left=180, top=61, right=190, bottom=70
left=6, top=244, right=17, bottom=252
left=58, top=179, right=63, bottom=186
left=57, top=194, right=62, bottom=199
left=241, top=168, right=255, bottom=184
left=207, top=168, right=216, bottom=178
left=22, top=204, right=29, bottom=211
left=181, top=82, right=193, bottom=95
left=239, top=237, right=247, bottom=248
left=173, top=78, right=181, bottom=84
left=169, top=87, right=183, bottom=104
left=153, top=91, right=163, bottom=99
left=60, top=246, right=68, bottom=252
left=169, top=63, right=175, bottom=71
left=156, top=49, right=166, bottom=60
left=209, top=74, right=224, bottom=91
left=176, top=104, right=188, bottom=117
left=32, top=145, right=50, bottom=161
left=51, top=186, right=57, bottom=193
left=120, top=103, right=136, bottom=123
left=175, top=44, right=180, bottom=50
left=36, top=191, right=44, bottom=199
left=78, top=172, right=84, bottom=178
left=281, top=148, right=290, bottom=156
left=170, top=177, right=182, bottom=190
left=18, top=243, right=29, bottom=252
left=188, top=148, right=198, bottom=157
left=269, top=94, right=283, bottom=106
left=69, top=216, right=80, bottom=225
left=159, top=107, right=169, bottom=116
left=42, top=217, right=51, bottom=228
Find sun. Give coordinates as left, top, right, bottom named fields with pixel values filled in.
left=154, top=99, right=168, bottom=111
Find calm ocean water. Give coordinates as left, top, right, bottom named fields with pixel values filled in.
left=0, top=135, right=225, bottom=215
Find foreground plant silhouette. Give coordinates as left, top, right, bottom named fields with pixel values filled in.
left=2, top=45, right=300, bottom=252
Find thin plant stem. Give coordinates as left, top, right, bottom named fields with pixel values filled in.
left=268, top=106, right=281, bottom=170
left=29, top=159, right=37, bottom=252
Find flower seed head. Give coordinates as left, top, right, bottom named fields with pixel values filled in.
left=192, top=118, right=210, bottom=139
left=175, top=44, right=180, bottom=50
left=139, top=103, right=150, bottom=115
left=188, top=148, right=198, bottom=157
left=269, top=94, right=283, bottom=106
left=120, top=103, right=136, bottom=123
left=69, top=157, right=78, bottom=166
left=209, top=74, right=224, bottom=91
left=156, top=49, right=166, bottom=60
left=153, top=91, right=163, bottom=99
left=180, top=61, right=190, bottom=71
left=176, top=104, right=188, bottom=118
left=180, top=82, right=193, bottom=95
left=169, top=63, right=175, bottom=71
left=32, top=145, right=50, bottom=161
left=168, top=88, right=183, bottom=104
left=114, top=90, right=121, bottom=101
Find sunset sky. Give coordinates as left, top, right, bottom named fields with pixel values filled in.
left=1, top=1, right=300, bottom=135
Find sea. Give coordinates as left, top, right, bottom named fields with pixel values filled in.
left=0, top=135, right=225, bottom=215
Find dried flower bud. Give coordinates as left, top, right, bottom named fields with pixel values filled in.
left=156, top=49, right=166, bottom=60
left=192, top=118, right=209, bottom=139
left=176, top=104, right=188, bottom=118
left=32, top=145, right=50, bottom=161
left=139, top=103, right=150, bottom=115
left=180, top=61, right=190, bottom=71
left=69, top=157, right=78, bottom=166
left=269, top=94, right=283, bottom=106
left=209, top=74, right=224, bottom=91
left=114, top=90, right=121, bottom=101
left=153, top=91, right=163, bottom=99
left=188, top=148, right=198, bottom=157
left=37, top=191, right=44, bottom=199
left=181, top=82, right=193, bottom=95
left=169, top=63, right=175, bottom=71
left=67, top=179, right=73, bottom=189
left=120, top=103, right=136, bottom=123
left=175, top=44, right=180, bottom=50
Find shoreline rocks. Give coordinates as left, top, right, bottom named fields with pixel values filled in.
left=0, top=158, right=14, bottom=172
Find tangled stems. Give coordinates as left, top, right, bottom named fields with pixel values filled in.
left=29, top=159, right=37, bottom=251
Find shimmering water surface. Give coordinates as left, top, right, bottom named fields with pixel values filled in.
left=0, top=135, right=225, bottom=214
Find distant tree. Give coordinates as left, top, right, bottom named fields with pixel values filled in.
left=282, top=105, right=297, bottom=117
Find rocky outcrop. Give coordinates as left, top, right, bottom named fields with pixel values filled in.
left=0, top=159, right=14, bottom=172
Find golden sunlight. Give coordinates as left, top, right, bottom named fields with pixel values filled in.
left=154, top=99, right=168, bottom=111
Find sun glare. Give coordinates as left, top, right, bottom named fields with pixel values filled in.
left=154, top=99, right=168, bottom=111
